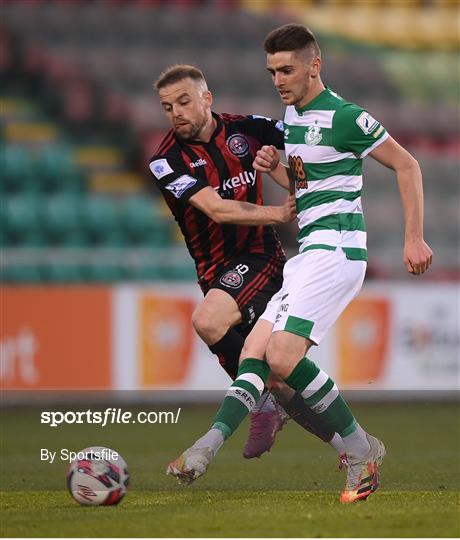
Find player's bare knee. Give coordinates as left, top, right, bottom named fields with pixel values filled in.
left=265, top=339, right=289, bottom=378
left=240, top=338, right=263, bottom=363
left=266, top=332, right=309, bottom=378
left=192, top=305, right=228, bottom=344
left=239, top=319, right=273, bottom=363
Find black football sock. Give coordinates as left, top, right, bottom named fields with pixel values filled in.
left=209, top=328, right=245, bottom=380
left=276, top=391, right=335, bottom=443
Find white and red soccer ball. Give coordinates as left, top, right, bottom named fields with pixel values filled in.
left=67, top=446, right=129, bottom=506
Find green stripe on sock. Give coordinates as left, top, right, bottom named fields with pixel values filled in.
left=285, top=316, right=314, bottom=339
left=213, top=398, right=249, bottom=438
left=230, top=379, right=260, bottom=401
left=211, top=358, right=269, bottom=441
left=284, top=358, right=319, bottom=392
left=212, top=421, right=232, bottom=440
left=304, top=377, right=335, bottom=407
left=340, top=419, right=357, bottom=438
left=318, top=395, right=356, bottom=435
left=284, top=358, right=358, bottom=437
left=238, top=358, right=270, bottom=380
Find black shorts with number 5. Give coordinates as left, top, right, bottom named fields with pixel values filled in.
left=202, top=252, right=285, bottom=336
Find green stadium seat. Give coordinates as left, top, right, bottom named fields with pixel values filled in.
left=2, top=194, right=45, bottom=247
left=35, top=145, right=85, bottom=193
left=0, top=144, right=38, bottom=193
left=168, top=264, right=197, bottom=281
left=1, top=265, right=43, bottom=283
left=84, top=264, right=125, bottom=282
left=128, top=265, right=165, bottom=281
left=43, top=194, right=86, bottom=246
left=82, top=196, right=124, bottom=247
left=121, top=197, right=173, bottom=247
left=42, top=264, right=84, bottom=283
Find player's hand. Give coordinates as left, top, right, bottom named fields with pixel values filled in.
left=403, top=238, right=433, bottom=275
left=253, top=145, right=280, bottom=173
left=278, top=194, right=297, bottom=224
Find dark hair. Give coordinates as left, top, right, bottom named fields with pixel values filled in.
left=154, top=64, right=205, bottom=90
left=264, top=24, right=320, bottom=57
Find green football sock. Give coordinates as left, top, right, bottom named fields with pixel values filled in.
left=212, top=358, right=270, bottom=440
left=285, top=357, right=357, bottom=437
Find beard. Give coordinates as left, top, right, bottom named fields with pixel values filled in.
left=173, top=117, right=206, bottom=141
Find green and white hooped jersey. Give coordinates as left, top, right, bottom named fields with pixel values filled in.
left=284, top=87, right=389, bottom=262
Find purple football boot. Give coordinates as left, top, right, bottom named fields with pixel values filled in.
left=243, top=392, right=288, bottom=458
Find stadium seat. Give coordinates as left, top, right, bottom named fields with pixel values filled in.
left=120, top=196, right=173, bottom=247
left=43, top=193, right=86, bottom=246
left=84, top=264, right=125, bottom=282
left=82, top=195, right=124, bottom=246
left=1, top=264, right=43, bottom=283
left=2, top=194, right=45, bottom=246
left=0, top=144, right=37, bottom=193
left=128, top=265, right=164, bottom=281
left=168, top=264, right=197, bottom=281
left=35, top=144, right=85, bottom=193
left=42, top=264, right=84, bottom=283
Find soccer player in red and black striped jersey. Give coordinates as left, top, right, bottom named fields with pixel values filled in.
left=150, top=65, right=336, bottom=459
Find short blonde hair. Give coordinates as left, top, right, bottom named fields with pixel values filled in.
left=154, top=65, right=205, bottom=91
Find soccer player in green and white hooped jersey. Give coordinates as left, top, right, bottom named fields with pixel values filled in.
left=283, top=87, right=385, bottom=262
left=166, top=24, right=434, bottom=503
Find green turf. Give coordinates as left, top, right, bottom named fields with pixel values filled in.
left=1, top=402, right=459, bottom=537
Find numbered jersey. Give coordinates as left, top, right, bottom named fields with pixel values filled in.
left=284, top=87, right=389, bottom=262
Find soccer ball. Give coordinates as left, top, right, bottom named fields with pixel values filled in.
left=67, top=446, right=129, bottom=506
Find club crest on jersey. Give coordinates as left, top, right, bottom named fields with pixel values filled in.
left=305, top=125, right=322, bottom=146
left=220, top=264, right=249, bottom=289
left=226, top=134, right=249, bottom=157
left=220, top=270, right=243, bottom=289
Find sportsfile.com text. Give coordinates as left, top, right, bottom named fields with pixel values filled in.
left=40, top=408, right=181, bottom=427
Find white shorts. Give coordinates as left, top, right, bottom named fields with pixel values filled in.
left=260, top=248, right=366, bottom=345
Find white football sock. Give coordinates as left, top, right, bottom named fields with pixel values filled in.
left=342, top=424, right=371, bottom=459
left=329, top=432, right=346, bottom=455
left=191, top=428, right=224, bottom=455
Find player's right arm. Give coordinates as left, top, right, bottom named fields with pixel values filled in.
left=149, top=152, right=295, bottom=226
left=189, top=186, right=295, bottom=226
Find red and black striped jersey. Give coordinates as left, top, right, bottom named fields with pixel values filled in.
left=149, top=112, right=286, bottom=289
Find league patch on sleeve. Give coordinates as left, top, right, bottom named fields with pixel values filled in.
left=356, top=112, right=379, bottom=135
left=275, top=120, right=284, bottom=132
left=149, top=158, right=174, bottom=179
left=164, top=175, right=198, bottom=198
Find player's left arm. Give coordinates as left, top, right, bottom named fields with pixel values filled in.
left=243, top=115, right=294, bottom=191
left=369, top=137, right=433, bottom=275
left=242, top=115, right=285, bottom=150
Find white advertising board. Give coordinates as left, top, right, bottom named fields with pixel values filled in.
left=111, top=282, right=459, bottom=394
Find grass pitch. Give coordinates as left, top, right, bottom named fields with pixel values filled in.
left=1, top=401, right=459, bottom=537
